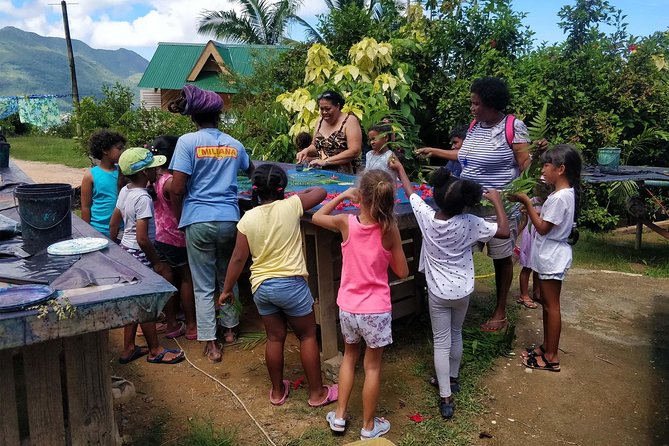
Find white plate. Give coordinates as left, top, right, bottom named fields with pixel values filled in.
left=47, top=237, right=109, bottom=256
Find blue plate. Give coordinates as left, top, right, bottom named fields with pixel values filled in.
left=0, top=285, right=57, bottom=312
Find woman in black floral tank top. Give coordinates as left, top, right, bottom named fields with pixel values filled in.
left=296, top=90, right=362, bottom=174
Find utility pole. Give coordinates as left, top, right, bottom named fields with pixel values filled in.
left=53, top=1, right=81, bottom=137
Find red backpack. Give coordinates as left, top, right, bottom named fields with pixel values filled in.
left=468, top=114, right=516, bottom=147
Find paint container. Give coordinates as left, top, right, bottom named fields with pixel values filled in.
left=15, top=183, right=72, bottom=253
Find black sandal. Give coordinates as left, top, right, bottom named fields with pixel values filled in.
left=523, top=353, right=560, bottom=372
left=522, top=344, right=545, bottom=358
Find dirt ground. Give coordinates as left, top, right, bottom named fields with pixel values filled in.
left=16, top=159, right=669, bottom=445
left=12, top=159, right=87, bottom=187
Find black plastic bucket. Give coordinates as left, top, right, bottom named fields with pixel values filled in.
left=0, top=141, right=9, bottom=168
left=15, top=183, right=72, bottom=252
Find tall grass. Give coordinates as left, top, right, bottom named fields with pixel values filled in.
left=8, top=136, right=89, bottom=168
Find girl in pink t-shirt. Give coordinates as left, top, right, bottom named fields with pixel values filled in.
left=152, top=136, right=196, bottom=341
left=312, top=169, right=409, bottom=440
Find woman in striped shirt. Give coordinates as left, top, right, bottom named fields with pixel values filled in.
left=416, top=77, right=531, bottom=332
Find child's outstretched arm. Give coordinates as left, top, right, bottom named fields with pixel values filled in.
left=297, top=187, right=327, bottom=211
left=109, top=208, right=122, bottom=241
left=389, top=158, right=414, bottom=198
left=508, top=193, right=554, bottom=236
left=311, top=188, right=356, bottom=238
left=219, top=231, right=250, bottom=306
left=484, top=189, right=510, bottom=238
left=80, top=170, right=93, bottom=224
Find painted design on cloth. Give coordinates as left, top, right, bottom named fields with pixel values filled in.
left=0, top=98, right=19, bottom=120
left=18, top=97, right=61, bottom=128
left=195, top=146, right=239, bottom=159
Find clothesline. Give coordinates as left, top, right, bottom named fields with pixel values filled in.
left=0, top=94, right=72, bottom=100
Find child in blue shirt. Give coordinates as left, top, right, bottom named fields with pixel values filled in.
left=81, top=130, right=125, bottom=237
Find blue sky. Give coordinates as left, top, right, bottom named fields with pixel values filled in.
left=0, top=1, right=666, bottom=60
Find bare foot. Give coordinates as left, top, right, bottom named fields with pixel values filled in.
left=204, top=341, right=222, bottom=362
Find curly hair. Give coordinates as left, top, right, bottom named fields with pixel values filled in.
left=88, top=129, right=126, bottom=160
left=470, top=77, right=511, bottom=112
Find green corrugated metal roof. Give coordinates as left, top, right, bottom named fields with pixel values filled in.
left=137, top=42, right=289, bottom=93
left=137, top=43, right=203, bottom=90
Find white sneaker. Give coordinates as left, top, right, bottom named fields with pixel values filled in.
left=326, top=411, right=346, bottom=433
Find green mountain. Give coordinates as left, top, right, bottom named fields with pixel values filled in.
left=0, top=26, right=149, bottom=109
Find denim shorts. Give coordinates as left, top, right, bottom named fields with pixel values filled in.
left=339, top=310, right=393, bottom=348
left=538, top=269, right=568, bottom=281
left=253, top=276, right=314, bottom=317
left=154, top=240, right=188, bottom=267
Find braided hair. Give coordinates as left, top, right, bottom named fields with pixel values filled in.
left=250, top=164, right=288, bottom=206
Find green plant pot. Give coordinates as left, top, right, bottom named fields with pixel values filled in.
left=597, top=147, right=621, bottom=171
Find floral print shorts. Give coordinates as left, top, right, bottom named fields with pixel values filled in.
left=339, top=310, right=393, bottom=348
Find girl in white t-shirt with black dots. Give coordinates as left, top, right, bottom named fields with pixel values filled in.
left=509, top=144, right=581, bottom=373
left=390, top=160, right=509, bottom=420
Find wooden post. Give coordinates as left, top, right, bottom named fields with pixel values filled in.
left=0, top=350, right=20, bottom=446
left=64, top=331, right=116, bottom=446
left=315, top=228, right=339, bottom=360
left=60, top=0, right=82, bottom=138
left=23, top=340, right=66, bottom=445
left=635, top=220, right=643, bottom=250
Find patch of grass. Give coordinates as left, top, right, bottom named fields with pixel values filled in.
left=8, top=136, right=89, bottom=168
left=130, top=414, right=168, bottom=446
left=573, top=229, right=669, bottom=277
left=285, top=427, right=340, bottom=446
left=384, top=293, right=516, bottom=446
left=179, top=419, right=237, bottom=446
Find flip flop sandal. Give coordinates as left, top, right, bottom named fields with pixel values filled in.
left=516, top=297, right=538, bottom=309
left=480, top=318, right=508, bottom=332
left=185, top=330, right=198, bottom=341
left=165, top=321, right=186, bottom=339
left=269, top=379, right=291, bottom=406
left=118, top=345, right=149, bottom=364
left=308, top=384, right=339, bottom=407
left=523, top=353, right=560, bottom=372
left=147, top=348, right=185, bottom=365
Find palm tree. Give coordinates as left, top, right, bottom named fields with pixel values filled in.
left=293, top=0, right=401, bottom=43
left=197, top=0, right=302, bottom=45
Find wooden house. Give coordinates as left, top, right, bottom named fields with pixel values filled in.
left=137, top=41, right=288, bottom=110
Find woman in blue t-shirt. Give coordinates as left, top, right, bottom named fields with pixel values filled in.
left=168, top=85, right=254, bottom=362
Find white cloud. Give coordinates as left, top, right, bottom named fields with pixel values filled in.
left=0, top=0, right=328, bottom=58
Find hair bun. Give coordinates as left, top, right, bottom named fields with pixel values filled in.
left=429, top=167, right=452, bottom=188
left=460, top=180, right=483, bottom=207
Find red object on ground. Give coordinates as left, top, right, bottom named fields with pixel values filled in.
left=408, top=413, right=426, bottom=423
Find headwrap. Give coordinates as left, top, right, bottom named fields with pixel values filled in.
left=181, top=84, right=224, bottom=115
